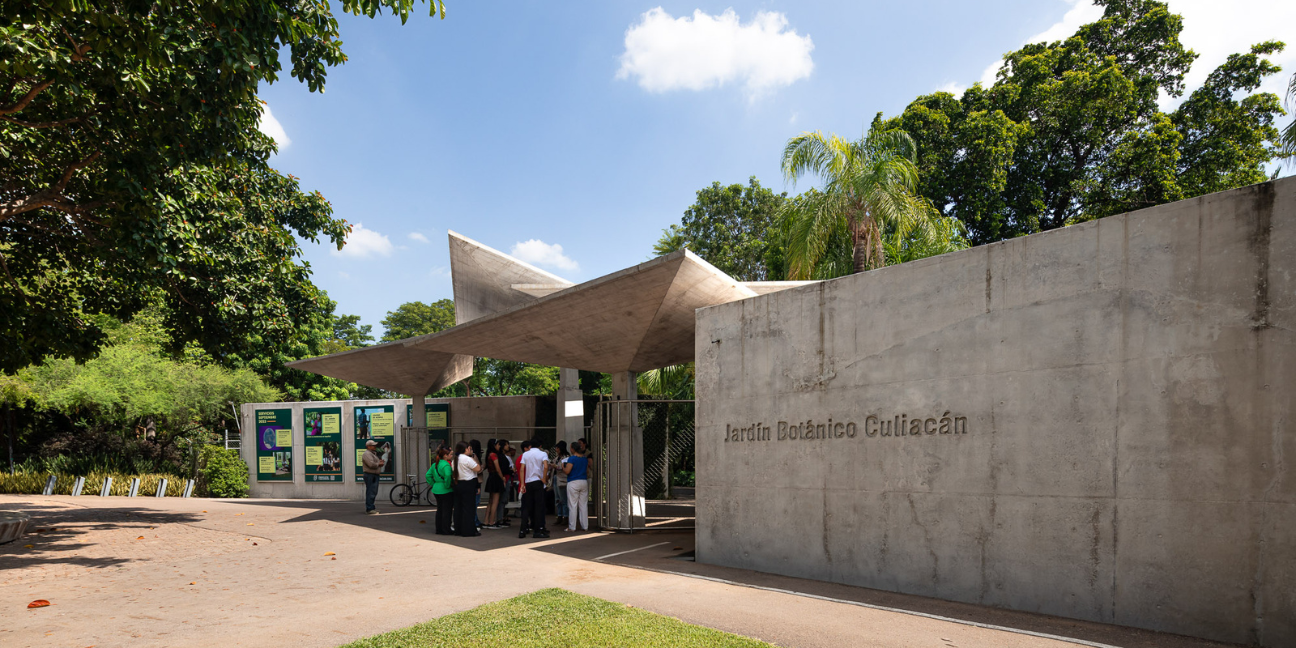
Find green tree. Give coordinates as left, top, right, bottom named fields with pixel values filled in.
left=779, top=123, right=942, bottom=278
left=883, top=0, right=1285, bottom=245
left=230, top=293, right=355, bottom=402
left=19, top=333, right=281, bottom=452
left=380, top=299, right=457, bottom=341
left=1171, top=42, right=1284, bottom=197
left=764, top=189, right=969, bottom=280
left=0, top=0, right=445, bottom=371
left=329, top=314, right=374, bottom=353
left=652, top=178, right=786, bottom=280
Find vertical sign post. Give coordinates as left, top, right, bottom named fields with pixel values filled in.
left=304, top=406, right=344, bottom=482
left=354, top=405, right=395, bottom=483
left=255, top=408, right=293, bottom=482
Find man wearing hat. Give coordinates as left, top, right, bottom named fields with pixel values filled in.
left=362, top=439, right=386, bottom=514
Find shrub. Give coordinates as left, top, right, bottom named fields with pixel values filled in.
left=0, top=471, right=186, bottom=496
left=198, top=445, right=249, bottom=498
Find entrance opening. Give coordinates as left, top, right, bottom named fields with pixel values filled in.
left=593, top=399, right=695, bottom=532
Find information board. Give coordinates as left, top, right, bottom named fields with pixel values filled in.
left=304, top=406, right=343, bottom=482
left=407, top=402, right=452, bottom=459
left=354, top=405, right=395, bottom=483
left=254, top=408, right=293, bottom=482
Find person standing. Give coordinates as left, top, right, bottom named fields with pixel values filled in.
left=483, top=440, right=506, bottom=529
left=361, top=439, right=385, bottom=514
left=518, top=438, right=550, bottom=539
left=551, top=441, right=570, bottom=529
left=564, top=441, right=591, bottom=532
left=497, top=440, right=514, bottom=525
left=469, top=439, right=484, bottom=530
left=452, top=441, right=483, bottom=537
left=426, top=446, right=455, bottom=535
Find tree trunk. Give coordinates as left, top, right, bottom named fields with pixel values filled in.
left=851, top=219, right=868, bottom=274
left=851, top=217, right=882, bottom=274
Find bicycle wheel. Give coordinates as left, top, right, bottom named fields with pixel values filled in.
left=389, top=483, right=413, bottom=507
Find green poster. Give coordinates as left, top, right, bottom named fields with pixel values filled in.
left=354, top=405, right=395, bottom=483
left=254, top=408, right=293, bottom=482
left=304, top=407, right=343, bottom=483
left=407, top=403, right=451, bottom=461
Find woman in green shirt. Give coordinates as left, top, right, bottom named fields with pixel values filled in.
left=427, top=446, right=455, bottom=535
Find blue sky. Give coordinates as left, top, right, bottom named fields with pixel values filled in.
left=256, top=0, right=1295, bottom=336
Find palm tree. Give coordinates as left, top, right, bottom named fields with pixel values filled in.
left=779, top=124, right=940, bottom=278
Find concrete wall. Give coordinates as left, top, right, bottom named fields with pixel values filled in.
left=694, top=179, right=1296, bottom=646
left=238, top=395, right=541, bottom=500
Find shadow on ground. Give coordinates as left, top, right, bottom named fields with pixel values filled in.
left=0, top=502, right=205, bottom=573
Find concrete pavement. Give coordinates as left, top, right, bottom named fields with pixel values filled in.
left=0, top=495, right=1237, bottom=648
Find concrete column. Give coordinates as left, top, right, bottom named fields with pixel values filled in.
left=407, top=390, right=430, bottom=485
left=556, top=368, right=583, bottom=447
left=608, top=371, right=645, bottom=529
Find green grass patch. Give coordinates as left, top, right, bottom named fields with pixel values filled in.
left=340, top=588, right=772, bottom=648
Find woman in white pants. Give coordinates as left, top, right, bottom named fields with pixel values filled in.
left=563, top=441, right=590, bottom=531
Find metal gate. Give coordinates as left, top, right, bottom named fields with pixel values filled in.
left=593, top=399, right=695, bottom=532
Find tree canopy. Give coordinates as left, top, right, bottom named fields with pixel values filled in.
left=880, top=0, right=1286, bottom=245
left=0, top=0, right=446, bottom=372
left=778, top=126, right=945, bottom=277
left=652, top=178, right=786, bottom=281
left=381, top=299, right=457, bottom=342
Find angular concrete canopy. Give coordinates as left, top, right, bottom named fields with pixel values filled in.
left=285, top=341, right=471, bottom=396
left=286, top=231, right=821, bottom=391
left=404, top=250, right=757, bottom=373
left=448, top=230, right=573, bottom=324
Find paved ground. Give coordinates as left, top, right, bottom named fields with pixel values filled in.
left=0, top=495, right=1240, bottom=648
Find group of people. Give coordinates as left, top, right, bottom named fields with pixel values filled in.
left=424, top=437, right=590, bottom=538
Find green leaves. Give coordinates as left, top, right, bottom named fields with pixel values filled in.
left=777, top=122, right=942, bottom=277
left=0, top=0, right=447, bottom=373
left=882, top=0, right=1285, bottom=245
left=652, top=178, right=786, bottom=281
left=380, top=299, right=456, bottom=342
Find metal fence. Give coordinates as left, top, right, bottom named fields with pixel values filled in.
left=594, top=399, right=695, bottom=532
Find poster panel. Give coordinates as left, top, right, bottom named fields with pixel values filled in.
left=304, top=406, right=343, bottom=482
left=354, top=405, right=395, bottom=483
left=254, top=408, right=293, bottom=482
left=407, top=402, right=451, bottom=460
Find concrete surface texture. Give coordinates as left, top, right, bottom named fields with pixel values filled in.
left=285, top=339, right=471, bottom=397
left=409, top=250, right=759, bottom=372
left=0, top=495, right=1239, bottom=648
left=288, top=231, right=818, bottom=394
left=447, top=230, right=574, bottom=324
left=694, top=179, right=1296, bottom=647
left=239, top=395, right=540, bottom=500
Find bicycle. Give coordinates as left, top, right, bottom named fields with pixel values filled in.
left=389, top=478, right=435, bottom=507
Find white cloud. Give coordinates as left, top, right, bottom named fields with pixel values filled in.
left=258, top=104, right=291, bottom=149
left=616, top=8, right=814, bottom=97
left=937, top=81, right=967, bottom=96
left=510, top=239, right=579, bottom=272
left=408, top=232, right=429, bottom=243
left=965, top=0, right=1295, bottom=107
left=334, top=223, right=394, bottom=258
